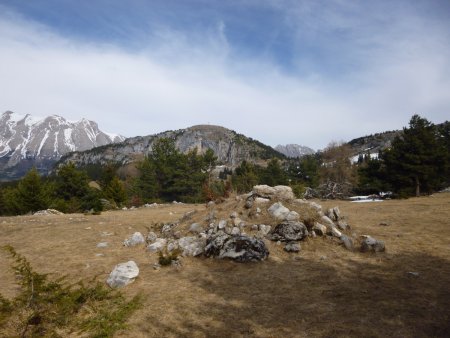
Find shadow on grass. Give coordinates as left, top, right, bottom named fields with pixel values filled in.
left=144, top=251, right=450, bottom=338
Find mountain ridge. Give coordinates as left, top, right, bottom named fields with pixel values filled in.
left=0, top=111, right=125, bottom=180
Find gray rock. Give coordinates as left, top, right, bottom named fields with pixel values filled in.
left=218, top=220, right=227, bottom=230
left=167, top=240, right=179, bottom=252
left=147, top=231, right=158, bottom=243
left=360, top=236, right=386, bottom=253
left=251, top=224, right=259, bottom=231
left=269, top=221, right=308, bottom=242
left=321, top=215, right=334, bottom=226
left=254, top=197, right=271, bottom=204
left=268, top=202, right=291, bottom=221
left=147, top=238, right=167, bottom=252
left=189, top=223, right=203, bottom=234
left=256, top=207, right=261, bottom=213
left=326, top=207, right=341, bottom=221
left=312, top=223, right=327, bottom=236
left=161, top=222, right=177, bottom=236
left=340, top=234, right=354, bottom=251
left=286, top=211, right=300, bottom=221
left=178, top=236, right=206, bottom=256
left=284, top=242, right=301, bottom=253
left=230, top=211, right=238, bottom=219
left=123, top=232, right=145, bottom=247
left=106, top=261, right=139, bottom=288
left=205, top=234, right=269, bottom=262
left=245, top=200, right=253, bottom=209
left=231, top=227, right=241, bottom=236
left=337, top=220, right=349, bottom=230
left=258, top=224, right=271, bottom=235
left=233, top=217, right=243, bottom=226
left=97, top=242, right=108, bottom=248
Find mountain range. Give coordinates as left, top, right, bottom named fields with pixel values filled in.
left=0, top=111, right=124, bottom=180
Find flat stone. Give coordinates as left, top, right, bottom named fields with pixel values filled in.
left=106, top=261, right=139, bottom=288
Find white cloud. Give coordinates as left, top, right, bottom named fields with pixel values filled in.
left=0, top=3, right=449, bottom=151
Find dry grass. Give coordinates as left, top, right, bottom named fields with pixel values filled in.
left=1, top=194, right=449, bottom=337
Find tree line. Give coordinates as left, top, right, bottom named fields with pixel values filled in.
left=0, top=114, right=448, bottom=216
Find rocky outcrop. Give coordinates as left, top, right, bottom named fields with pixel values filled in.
left=57, top=124, right=284, bottom=170
left=269, top=221, right=308, bottom=242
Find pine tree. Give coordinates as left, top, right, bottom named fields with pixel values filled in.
left=260, top=158, right=287, bottom=186
left=15, top=167, right=50, bottom=214
left=232, top=160, right=259, bottom=193
left=383, top=115, right=444, bottom=196
left=104, top=177, right=127, bottom=206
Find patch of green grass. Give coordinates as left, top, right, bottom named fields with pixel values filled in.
left=0, top=245, right=142, bottom=337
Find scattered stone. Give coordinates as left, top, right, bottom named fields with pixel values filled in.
left=95, top=253, right=105, bottom=257
left=312, top=223, right=327, bottom=236
left=252, top=185, right=295, bottom=201
left=284, top=242, right=301, bottom=253
left=96, top=242, right=108, bottom=248
left=256, top=207, right=261, bottom=213
left=106, top=261, right=139, bottom=288
left=269, top=221, right=308, bottom=242
left=85, top=227, right=92, bottom=230
left=167, top=240, right=179, bottom=252
left=406, top=271, right=420, bottom=277
left=147, top=231, right=158, bottom=243
left=321, top=215, right=334, bottom=226
left=360, top=236, right=386, bottom=253
left=379, top=222, right=389, bottom=226
left=231, top=227, right=241, bottom=236
left=230, top=211, right=238, bottom=219
left=245, top=200, right=253, bottom=209
left=207, top=201, right=215, bottom=207
left=161, top=222, right=177, bottom=236
left=337, top=220, right=349, bottom=230
left=189, top=223, right=204, bottom=234
left=33, top=209, right=64, bottom=216
left=251, top=224, right=259, bottom=231
left=340, top=234, right=353, bottom=251
left=123, top=232, right=145, bottom=247
left=147, top=238, right=167, bottom=252
left=233, top=217, right=243, bottom=226
left=153, top=263, right=161, bottom=270
left=258, top=224, right=271, bottom=235
left=330, top=226, right=342, bottom=238
left=205, top=234, right=269, bottom=262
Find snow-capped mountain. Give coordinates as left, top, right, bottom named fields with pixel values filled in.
left=275, top=144, right=315, bottom=158
left=0, top=111, right=125, bottom=180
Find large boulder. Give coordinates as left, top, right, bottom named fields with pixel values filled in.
left=269, top=221, right=308, bottom=242
left=204, top=234, right=269, bottom=262
left=123, top=232, right=145, bottom=247
left=106, top=261, right=139, bottom=288
left=360, top=236, right=385, bottom=253
left=267, top=202, right=299, bottom=221
left=178, top=236, right=206, bottom=256
left=252, top=185, right=295, bottom=201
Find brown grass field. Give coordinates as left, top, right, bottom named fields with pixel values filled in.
left=1, top=193, right=449, bottom=337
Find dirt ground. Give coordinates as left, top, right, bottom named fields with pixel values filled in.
left=1, top=193, right=449, bottom=337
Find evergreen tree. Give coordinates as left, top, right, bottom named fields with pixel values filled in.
left=260, top=158, right=288, bottom=186
left=104, top=176, right=127, bottom=206
left=15, top=167, right=50, bottom=214
left=383, top=115, right=444, bottom=196
left=232, top=160, right=259, bottom=193
left=134, top=157, right=159, bottom=202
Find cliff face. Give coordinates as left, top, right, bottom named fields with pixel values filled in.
left=0, top=111, right=124, bottom=180
left=58, top=125, right=284, bottom=168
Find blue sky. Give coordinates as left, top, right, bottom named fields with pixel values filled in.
left=0, top=0, right=449, bottom=149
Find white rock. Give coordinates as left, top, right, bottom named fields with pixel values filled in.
left=178, top=236, right=206, bottom=256
left=251, top=224, right=259, bottom=231
left=286, top=211, right=300, bottom=221
left=331, top=226, right=342, bottom=237
left=230, top=211, right=238, bottom=219
left=123, top=232, right=145, bottom=247
left=147, top=238, right=167, bottom=252
left=106, top=261, right=139, bottom=288
left=259, top=224, right=271, bottom=235
left=256, top=207, right=261, bottom=213
left=312, top=223, right=327, bottom=236
left=254, top=197, right=271, bottom=204
left=273, top=185, right=295, bottom=201
left=218, top=220, right=227, bottom=229
left=321, top=215, right=334, bottom=225
left=97, top=242, right=108, bottom=248
left=252, top=185, right=276, bottom=197
left=189, top=223, right=203, bottom=234
left=233, top=217, right=243, bottom=226
left=268, top=202, right=291, bottom=221
left=167, top=240, right=179, bottom=252
left=231, top=227, right=241, bottom=235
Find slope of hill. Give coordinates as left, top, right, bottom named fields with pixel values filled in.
left=0, top=111, right=125, bottom=180
left=58, top=124, right=285, bottom=169
left=275, top=144, right=315, bottom=158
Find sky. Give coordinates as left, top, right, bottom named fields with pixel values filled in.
left=0, top=0, right=449, bottom=150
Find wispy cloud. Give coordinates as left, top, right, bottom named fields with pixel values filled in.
left=0, top=1, right=449, bottom=150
